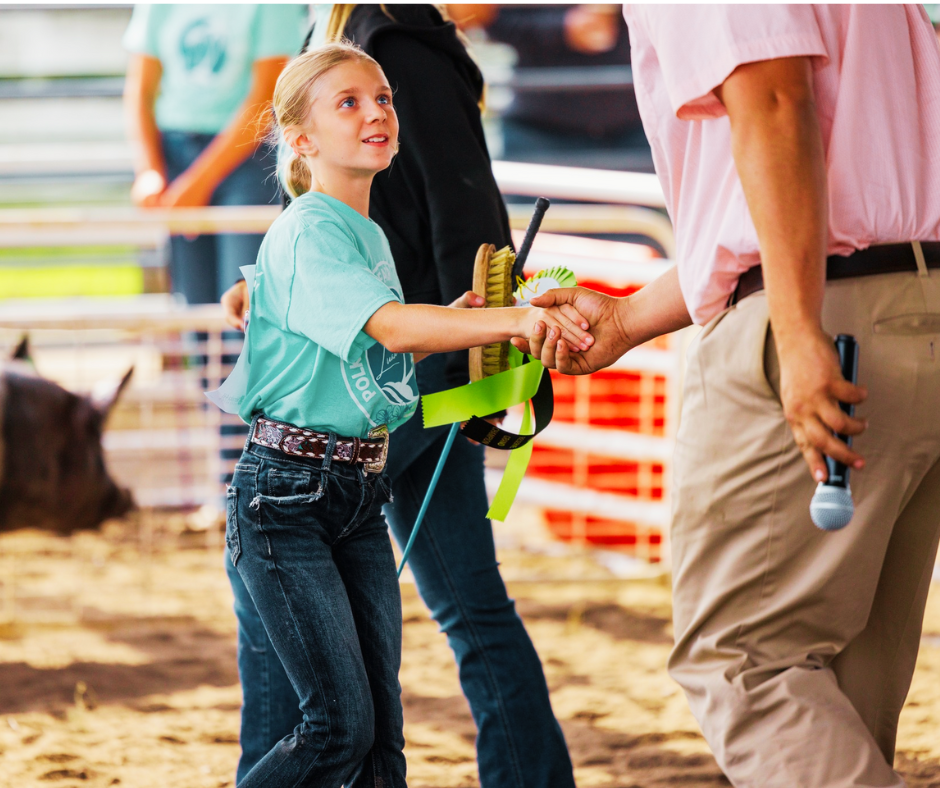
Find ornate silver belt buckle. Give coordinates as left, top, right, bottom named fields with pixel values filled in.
left=364, top=424, right=389, bottom=474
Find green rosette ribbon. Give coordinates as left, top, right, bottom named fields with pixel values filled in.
left=421, top=266, right=577, bottom=521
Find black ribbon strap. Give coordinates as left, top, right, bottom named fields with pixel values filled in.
left=458, top=363, right=554, bottom=450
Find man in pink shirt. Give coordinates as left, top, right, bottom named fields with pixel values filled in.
left=515, top=5, right=940, bottom=786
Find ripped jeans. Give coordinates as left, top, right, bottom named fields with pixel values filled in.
left=226, top=427, right=406, bottom=788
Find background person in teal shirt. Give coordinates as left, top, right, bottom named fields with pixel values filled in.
left=123, top=3, right=307, bottom=303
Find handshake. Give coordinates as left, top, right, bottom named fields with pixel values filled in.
left=221, top=279, right=634, bottom=376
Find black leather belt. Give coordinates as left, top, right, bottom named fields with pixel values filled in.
left=730, top=241, right=940, bottom=306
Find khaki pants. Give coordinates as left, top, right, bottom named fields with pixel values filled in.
left=670, top=269, right=940, bottom=787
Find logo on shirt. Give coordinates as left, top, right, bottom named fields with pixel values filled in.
left=179, top=18, right=227, bottom=78
left=372, top=259, right=399, bottom=293
left=342, top=347, right=417, bottom=429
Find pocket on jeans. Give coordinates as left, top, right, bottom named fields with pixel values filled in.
left=267, top=468, right=314, bottom=497
left=252, top=467, right=325, bottom=510
left=225, top=486, right=241, bottom=565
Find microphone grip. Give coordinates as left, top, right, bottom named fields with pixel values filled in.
left=512, top=197, right=551, bottom=280
left=824, top=334, right=859, bottom=489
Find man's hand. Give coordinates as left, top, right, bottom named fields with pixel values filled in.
left=777, top=328, right=867, bottom=482
left=511, top=287, right=631, bottom=374
left=221, top=279, right=249, bottom=331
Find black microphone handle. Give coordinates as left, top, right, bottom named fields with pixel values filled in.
left=512, top=197, right=551, bottom=281
left=824, top=334, right=859, bottom=489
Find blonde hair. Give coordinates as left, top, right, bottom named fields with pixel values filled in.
left=272, top=41, right=380, bottom=198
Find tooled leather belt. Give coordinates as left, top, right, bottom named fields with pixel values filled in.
left=730, top=241, right=940, bottom=306
left=251, top=416, right=389, bottom=474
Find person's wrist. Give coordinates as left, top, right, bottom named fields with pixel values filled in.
left=516, top=307, right=536, bottom=338
left=769, top=310, right=825, bottom=356
left=614, top=295, right=639, bottom=351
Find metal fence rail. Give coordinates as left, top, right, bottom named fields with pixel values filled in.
left=0, top=163, right=680, bottom=568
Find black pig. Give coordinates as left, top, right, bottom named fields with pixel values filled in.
left=0, top=338, right=134, bottom=534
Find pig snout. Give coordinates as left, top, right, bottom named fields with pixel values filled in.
left=102, top=483, right=135, bottom=522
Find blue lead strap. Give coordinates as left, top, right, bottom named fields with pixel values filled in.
left=397, top=422, right=460, bottom=577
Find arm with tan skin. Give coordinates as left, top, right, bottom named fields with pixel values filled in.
left=219, top=279, right=587, bottom=364
left=124, top=54, right=166, bottom=207
left=512, top=266, right=691, bottom=374
left=715, top=56, right=866, bottom=481
left=158, top=57, right=287, bottom=208
left=365, top=300, right=592, bottom=357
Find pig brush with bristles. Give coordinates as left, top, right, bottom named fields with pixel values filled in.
left=468, top=197, right=551, bottom=382
left=397, top=197, right=551, bottom=578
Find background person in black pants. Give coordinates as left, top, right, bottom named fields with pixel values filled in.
left=220, top=5, right=576, bottom=787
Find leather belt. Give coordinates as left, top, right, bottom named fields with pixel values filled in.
left=730, top=241, right=940, bottom=306
left=251, top=417, right=389, bottom=474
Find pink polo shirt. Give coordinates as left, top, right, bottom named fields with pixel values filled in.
left=623, top=4, right=940, bottom=325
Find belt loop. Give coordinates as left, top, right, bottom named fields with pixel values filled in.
left=321, top=432, right=337, bottom=473
left=912, top=241, right=929, bottom=277
left=246, top=413, right=261, bottom=452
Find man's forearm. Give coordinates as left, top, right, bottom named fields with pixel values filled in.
left=619, top=265, right=692, bottom=347
left=718, top=57, right=828, bottom=349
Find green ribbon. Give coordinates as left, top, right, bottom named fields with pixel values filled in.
left=422, top=358, right=543, bottom=428
left=419, top=265, right=575, bottom=521
left=420, top=357, right=544, bottom=522
left=486, top=399, right=535, bottom=521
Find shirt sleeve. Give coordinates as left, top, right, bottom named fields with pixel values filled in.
left=252, top=3, right=308, bottom=60
left=631, top=4, right=829, bottom=120
left=122, top=4, right=158, bottom=57
left=286, top=221, right=400, bottom=363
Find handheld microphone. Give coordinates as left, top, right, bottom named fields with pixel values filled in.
left=809, top=334, right=859, bottom=532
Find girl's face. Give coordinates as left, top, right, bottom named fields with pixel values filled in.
left=299, top=59, right=399, bottom=178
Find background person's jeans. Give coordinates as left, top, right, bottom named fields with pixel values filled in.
left=226, top=355, right=574, bottom=788
left=228, top=436, right=406, bottom=788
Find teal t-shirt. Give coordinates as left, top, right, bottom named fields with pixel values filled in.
left=123, top=4, right=307, bottom=134
left=230, top=192, right=418, bottom=437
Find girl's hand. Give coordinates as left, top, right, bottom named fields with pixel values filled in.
left=221, top=279, right=249, bottom=331
left=448, top=290, right=486, bottom=309
left=131, top=169, right=166, bottom=207
left=522, top=306, right=593, bottom=352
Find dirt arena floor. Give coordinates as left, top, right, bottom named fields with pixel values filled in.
left=1, top=509, right=939, bottom=788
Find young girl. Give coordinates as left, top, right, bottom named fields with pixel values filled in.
left=221, top=42, right=592, bottom=787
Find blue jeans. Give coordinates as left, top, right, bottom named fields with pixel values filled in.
left=226, top=355, right=574, bottom=787
left=161, top=130, right=278, bottom=305
left=227, top=426, right=406, bottom=788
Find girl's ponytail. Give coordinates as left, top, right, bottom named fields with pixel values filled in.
left=283, top=151, right=312, bottom=199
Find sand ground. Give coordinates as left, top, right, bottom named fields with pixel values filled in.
left=1, top=510, right=939, bottom=788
